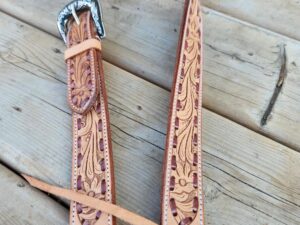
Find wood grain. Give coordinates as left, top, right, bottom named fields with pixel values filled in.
left=202, top=0, right=300, bottom=40
left=0, top=163, right=68, bottom=225
left=0, top=12, right=300, bottom=225
left=0, top=0, right=299, bottom=152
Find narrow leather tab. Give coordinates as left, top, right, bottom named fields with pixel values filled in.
left=66, top=12, right=100, bottom=115
left=65, top=38, right=102, bottom=60
left=23, top=175, right=158, bottom=225
left=161, top=1, right=204, bottom=225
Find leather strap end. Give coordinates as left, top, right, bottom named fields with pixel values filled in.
left=23, top=175, right=158, bottom=225
left=22, top=174, right=50, bottom=192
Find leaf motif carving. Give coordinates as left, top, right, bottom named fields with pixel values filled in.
left=167, top=0, right=203, bottom=224
left=67, top=11, right=111, bottom=225
left=76, top=103, right=107, bottom=225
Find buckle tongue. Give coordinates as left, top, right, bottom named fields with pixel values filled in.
left=57, top=0, right=105, bottom=43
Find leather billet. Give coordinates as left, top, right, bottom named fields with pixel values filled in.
left=161, top=0, right=204, bottom=225
left=66, top=11, right=115, bottom=225
left=23, top=175, right=158, bottom=225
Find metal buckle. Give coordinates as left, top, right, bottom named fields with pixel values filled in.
left=57, top=0, right=105, bottom=44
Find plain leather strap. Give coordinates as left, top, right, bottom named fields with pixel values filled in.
left=23, top=175, right=158, bottom=225
left=64, top=38, right=102, bottom=60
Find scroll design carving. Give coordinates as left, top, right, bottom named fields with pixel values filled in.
left=67, top=11, right=112, bottom=225
left=74, top=102, right=107, bottom=225
left=67, top=11, right=99, bottom=115
left=163, top=0, right=203, bottom=225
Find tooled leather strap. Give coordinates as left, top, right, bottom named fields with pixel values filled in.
left=66, top=11, right=115, bottom=225
left=23, top=2, right=203, bottom=225
left=161, top=1, right=204, bottom=225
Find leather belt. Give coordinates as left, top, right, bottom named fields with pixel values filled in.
left=24, top=1, right=203, bottom=225
left=63, top=4, right=115, bottom=225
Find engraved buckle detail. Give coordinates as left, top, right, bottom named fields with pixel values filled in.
left=57, top=0, right=105, bottom=43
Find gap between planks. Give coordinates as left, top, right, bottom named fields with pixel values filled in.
left=0, top=162, right=68, bottom=225
left=0, top=157, right=70, bottom=209
left=201, top=0, right=300, bottom=42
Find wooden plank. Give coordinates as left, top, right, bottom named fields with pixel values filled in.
left=202, top=0, right=300, bottom=41
left=203, top=10, right=300, bottom=151
left=0, top=12, right=300, bottom=225
left=0, top=163, right=68, bottom=225
left=0, top=0, right=180, bottom=88
left=0, top=1, right=299, bottom=152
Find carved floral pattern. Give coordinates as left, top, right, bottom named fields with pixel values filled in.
left=67, top=11, right=112, bottom=225
left=163, top=0, right=203, bottom=225
left=74, top=103, right=107, bottom=225
left=69, top=55, right=93, bottom=110
left=67, top=11, right=98, bottom=114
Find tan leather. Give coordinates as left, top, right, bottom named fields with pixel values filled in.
left=66, top=14, right=100, bottom=115
left=23, top=175, right=158, bottom=225
left=24, top=1, right=204, bottom=225
left=64, top=38, right=102, bottom=60
left=161, top=1, right=204, bottom=225
left=66, top=11, right=115, bottom=225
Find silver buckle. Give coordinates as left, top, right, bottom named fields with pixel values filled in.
left=57, top=0, right=105, bottom=44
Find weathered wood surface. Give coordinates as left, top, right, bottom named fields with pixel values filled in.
left=0, top=12, right=300, bottom=225
left=0, top=163, right=68, bottom=225
left=0, top=0, right=299, bottom=152
left=202, top=0, right=300, bottom=40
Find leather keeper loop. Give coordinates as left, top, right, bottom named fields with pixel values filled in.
left=66, top=12, right=102, bottom=115
left=64, top=38, right=102, bottom=60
